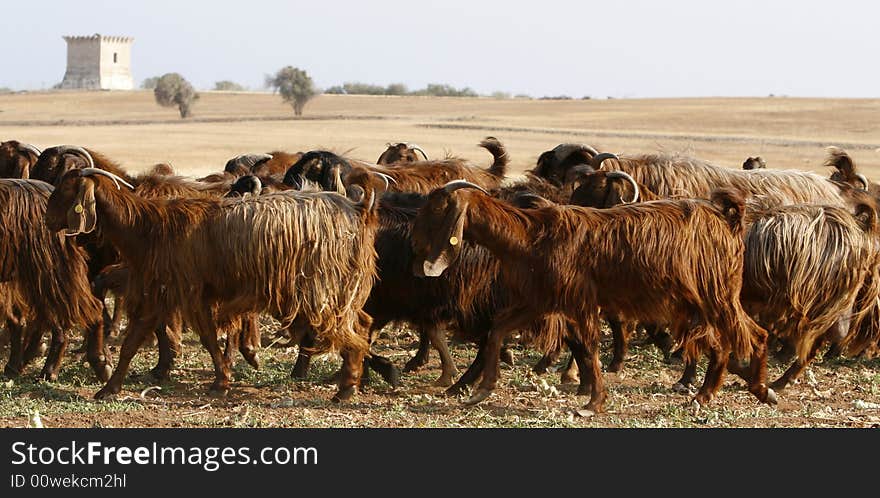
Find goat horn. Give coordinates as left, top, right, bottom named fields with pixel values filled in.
left=248, top=175, right=263, bottom=196
left=606, top=171, right=640, bottom=203
left=591, top=152, right=618, bottom=170
left=443, top=180, right=489, bottom=195
left=857, top=174, right=869, bottom=190
left=372, top=172, right=397, bottom=191
left=408, top=144, right=428, bottom=160
left=56, top=145, right=95, bottom=169
left=16, top=143, right=42, bottom=158
left=80, top=167, right=135, bottom=190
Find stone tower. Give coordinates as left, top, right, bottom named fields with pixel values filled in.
left=60, top=34, right=134, bottom=90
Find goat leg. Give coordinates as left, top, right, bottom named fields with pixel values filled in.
left=770, top=335, right=826, bottom=391
left=95, top=317, right=155, bottom=400
left=693, top=345, right=728, bottom=406
left=425, top=324, right=457, bottom=387
left=39, top=328, right=67, bottom=382
left=84, top=317, right=112, bottom=382
left=3, top=320, right=24, bottom=377
left=403, top=327, right=431, bottom=372
left=607, top=317, right=631, bottom=373
left=532, top=348, right=561, bottom=375
left=446, top=337, right=487, bottom=397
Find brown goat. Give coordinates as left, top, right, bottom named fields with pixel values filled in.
left=284, top=137, right=508, bottom=194
left=742, top=156, right=767, bottom=170
left=377, top=143, right=429, bottom=165
left=31, top=145, right=137, bottom=187
left=825, top=146, right=879, bottom=196
left=0, top=179, right=108, bottom=381
left=45, top=168, right=379, bottom=401
left=411, top=181, right=775, bottom=411
left=0, top=141, right=41, bottom=179
left=571, top=170, right=880, bottom=392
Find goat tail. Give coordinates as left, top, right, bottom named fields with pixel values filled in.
left=479, top=136, right=509, bottom=178
left=710, top=188, right=746, bottom=235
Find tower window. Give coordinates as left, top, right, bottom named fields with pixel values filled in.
left=113, top=52, right=118, bottom=63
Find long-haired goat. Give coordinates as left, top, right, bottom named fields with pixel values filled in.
left=571, top=170, right=880, bottom=392
left=0, top=141, right=41, bottom=179
left=284, top=137, right=508, bottom=194
left=45, top=168, right=379, bottom=401
left=593, top=152, right=861, bottom=209
left=824, top=146, right=878, bottom=196
left=377, top=142, right=429, bottom=165
left=411, top=181, right=776, bottom=411
left=0, top=179, right=108, bottom=381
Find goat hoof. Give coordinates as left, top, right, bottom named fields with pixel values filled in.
left=769, top=378, right=789, bottom=391
left=403, top=357, right=427, bottom=373
left=500, top=349, right=515, bottom=366
left=692, top=393, right=712, bottom=407
left=764, top=388, right=778, bottom=406
left=149, top=366, right=170, bottom=382
left=39, top=370, right=58, bottom=382
left=209, top=382, right=230, bottom=397
left=463, top=388, right=492, bottom=406
left=97, top=364, right=112, bottom=383
left=434, top=373, right=456, bottom=387
left=244, top=354, right=260, bottom=370
left=671, top=382, right=691, bottom=394
left=445, top=384, right=469, bottom=397
left=560, top=372, right=579, bottom=385
left=3, top=365, right=21, bottom=378
left=94, top=386, right=120, bottom=400
left=332, top=386, right=357, bottom=403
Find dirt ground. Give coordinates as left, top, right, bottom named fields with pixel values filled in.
left=1, top=91, right=879, bottom=427
left=1, top=317, right=879, bottom=428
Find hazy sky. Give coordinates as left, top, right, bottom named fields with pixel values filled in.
left=3, top=0, right=877, bottom=97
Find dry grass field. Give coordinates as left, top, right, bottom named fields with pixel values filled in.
left=1, top=91, right=880, bottom=428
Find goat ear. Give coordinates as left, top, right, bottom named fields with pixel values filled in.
left=67, top=179, right=97, bottom=235
left=855, top=203, right=877, bottom=233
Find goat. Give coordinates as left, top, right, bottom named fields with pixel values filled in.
left=377, top=143, right=429, bottom=165
left=32, top=145, right=137, bottom=187
left=0, top=141, right=41, bottom=178
left=742, top=156, right=767, bottom=170
left=571, top=170, right=880, bottom=392
left=411, top=181, right=776, bottom=411
left=45, top=168, right=380, bottom=401
left=825, top=146, right=878, bottom=196
left=592, top=152, right=864, bottom=209
left=531, top=143, right=600, bottom=186
left=284, top=137, right=508, bottom=194
left=0, top=179, right=109, bottom=381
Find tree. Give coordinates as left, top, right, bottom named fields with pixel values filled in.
left=153, top=73, right=199, bottom=118
left=266, top=66, right=316, bottom=116
left=214, top=80, right=246, bottom=91
left=141, top=76, right=160, bottom=89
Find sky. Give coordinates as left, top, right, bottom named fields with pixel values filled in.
left=3, top=0, right=877, bottom=98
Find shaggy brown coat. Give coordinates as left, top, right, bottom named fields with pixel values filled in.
left=411, top=184, right=774, bottom=411
left=45, top=171, right=378, bottom=401
left=0, top=179, right=107, bottom=381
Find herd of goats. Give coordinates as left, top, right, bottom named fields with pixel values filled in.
left=0, top=137, right=879, bottom=414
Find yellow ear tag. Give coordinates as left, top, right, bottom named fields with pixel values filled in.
left=74, top=204, right=84, bottom=214
left=449, top=236, right=459, bottom=246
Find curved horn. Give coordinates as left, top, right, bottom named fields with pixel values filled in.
left=56, top=145, right=95, bottom=169
left=408, top=144, right=428, bottom=160
left=16, top=143, right=42, bottom=158
left=372, top=172, right=397, bottom=190
left=605, top=171, right=640, bottom=203
left=79, top=167, right=135, bottom=190
left=579, top=144, right=599, bottom=156
left=591, top=152, right=618, bottom=170
left=442, top=180, right=489, bottom=195
left=248, top=175, right=262, bottom=196
left=857, top=174, right=870, bottom=190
